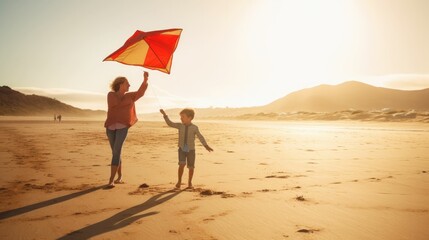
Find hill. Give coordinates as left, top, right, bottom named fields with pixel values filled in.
left=142, top=81, right=429, bottom=122
left=0, top=86, right=105, bottom=117
left=264, top=81, right=429, bottom=112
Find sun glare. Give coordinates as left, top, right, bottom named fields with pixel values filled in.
left=241, top=1, right=364, bottom=104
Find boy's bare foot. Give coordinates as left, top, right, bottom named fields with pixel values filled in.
left=175, top=182, right=181, bottom=189
left=186, top=184, right=194, bottom=190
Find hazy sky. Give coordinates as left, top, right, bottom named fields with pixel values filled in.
left=1, top=0, right=429, bottom=113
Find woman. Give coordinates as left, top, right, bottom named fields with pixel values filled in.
left=105, top=71, right=149, bottom=188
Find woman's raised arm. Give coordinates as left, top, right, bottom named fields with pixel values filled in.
left=134, top=71, right=149, bottom=101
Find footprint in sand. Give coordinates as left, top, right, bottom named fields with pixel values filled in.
left=221, top=193, right=236, bottom=198
left=240, top=192, right=253, bottom=197
left=368, top=177, right=381, bottom=182
left=197, top=188, right=236, bottom=198
left=203, top=211, right=231, bottom=223
left=265, top=175, right=289, bottom=179
left=295, top=195, right=306, bottom=201
left=293, top=174, right=307, bottom=178
left=129, top=184, right=173, bottom=195
left=257, top=189, right=277, bottom=193
left=330, top=182, right=342, bottom=184
left=180, top=206, right=199, bottom=214
left=297, top=228, right=320, bottom=233
left=199, top=189, right=221, bottom=196
left=26, top=215, right=58, bottom=221
left=72, top=207, right=121, bottom=216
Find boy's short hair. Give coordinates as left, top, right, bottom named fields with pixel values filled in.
left=180, top=108, right=195, bottom=119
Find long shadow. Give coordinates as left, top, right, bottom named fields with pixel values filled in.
left=0, top=185, right=104, bottom=220
left=57, top=189, right=182, bottom=240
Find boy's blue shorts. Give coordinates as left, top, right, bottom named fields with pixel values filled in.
left=178, top=148, right=196, bottom=169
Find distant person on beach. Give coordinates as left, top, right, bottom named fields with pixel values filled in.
left=160, top=108, right=213, bottom=189
left=57, top=114, right=62, bottom=122
left=104, top=71, right=149, bottom=188
left=54, top=114, right=57, bottom=122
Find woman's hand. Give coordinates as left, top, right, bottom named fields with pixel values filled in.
left=144, top=71, right=149, bottom=83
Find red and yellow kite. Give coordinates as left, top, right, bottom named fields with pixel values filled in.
left=103, top=28, right=182, bottom=74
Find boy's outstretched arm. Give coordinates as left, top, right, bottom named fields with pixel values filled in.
left=195, top=127, right=213, bottom=152
left=160, top=109, right=180, bottom=128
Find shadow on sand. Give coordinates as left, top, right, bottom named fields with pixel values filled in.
left=0, top=185, right=105, bottom=220
left=57, top=189, right=182, bottom=240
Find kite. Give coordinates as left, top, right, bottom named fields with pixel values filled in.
left=103, top=28, right=182, bottom=74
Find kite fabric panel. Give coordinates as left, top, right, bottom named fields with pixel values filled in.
left=103, top=28, right=183, bottom=74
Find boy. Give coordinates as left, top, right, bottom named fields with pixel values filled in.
left=160, top=108, right=213, bottom=189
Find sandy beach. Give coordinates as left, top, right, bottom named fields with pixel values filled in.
left=0, top=118, right=428, bottom=239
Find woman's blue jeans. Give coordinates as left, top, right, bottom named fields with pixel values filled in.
left=106, top=127, right=129, bottom=166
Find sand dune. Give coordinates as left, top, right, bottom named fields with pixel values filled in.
left=0, top=118, right=428, bottom=239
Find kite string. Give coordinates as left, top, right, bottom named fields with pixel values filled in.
left=150, top=84, right=163, bottom=110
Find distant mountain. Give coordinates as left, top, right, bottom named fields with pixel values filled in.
left=263, top=81, right=429, bottom=112
left=142, top=81, right=429, bottom=121
left=0, top=86, right=105, bottom=116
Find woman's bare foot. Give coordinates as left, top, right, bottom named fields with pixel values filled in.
left=114, top=179, right=125, bottom=184
left=175, top=182, right=181, bottom=189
